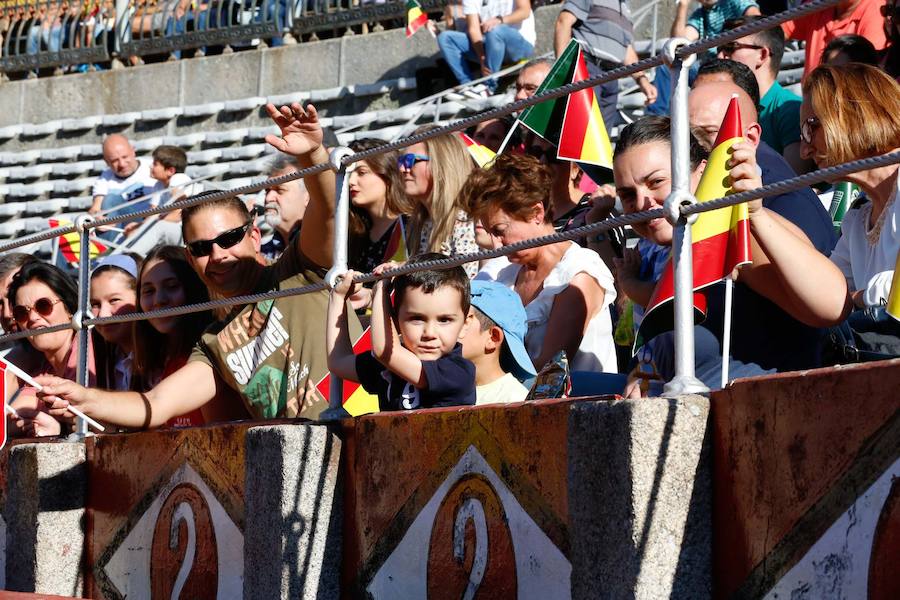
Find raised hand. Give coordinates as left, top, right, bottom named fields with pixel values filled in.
left=331, top=269, right=360, bottom=298
left=264, top=102, right=324, bottom=158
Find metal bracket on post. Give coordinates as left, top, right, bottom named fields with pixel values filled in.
left=661, top=38, right=709, bottom=398
left=72, top=214, right=95, bottom=438
left=320, top=146, right=355, bottom=422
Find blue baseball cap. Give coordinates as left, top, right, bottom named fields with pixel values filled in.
left=469, top=280, right=537, bottom=382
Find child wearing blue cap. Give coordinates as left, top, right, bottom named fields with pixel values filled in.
left=461, top=280, right=537, bottom=405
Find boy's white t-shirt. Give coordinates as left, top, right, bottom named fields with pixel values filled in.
left=475, top=372, right=528, bottom=406
left=148, top=172, right=195, bottom=208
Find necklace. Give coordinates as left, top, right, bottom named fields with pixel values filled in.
left=866, top=189, right=896, bottom=246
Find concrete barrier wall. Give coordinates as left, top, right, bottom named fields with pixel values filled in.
left=711, top=359, right=900, bottom=599
left=0, top=395, right=712, bottom=599
left=0, top=5, right=563, bottom=151
left=3, top=357, right=896, bottom=599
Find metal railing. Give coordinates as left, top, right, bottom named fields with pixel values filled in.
left=117, top=0, right=279, bottom=59
left=0, top=0, right=448, bottom=71
left=0, top=0, right=874, bottom=432
left=0, top=0, right=112, bottom=73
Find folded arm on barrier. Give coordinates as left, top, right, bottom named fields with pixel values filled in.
left=264, top=102, right=336, bottom=270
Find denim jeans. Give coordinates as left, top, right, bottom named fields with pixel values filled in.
left=646, top=59, right=700, bottom=116
left=437, top=25, right=534, bottom=91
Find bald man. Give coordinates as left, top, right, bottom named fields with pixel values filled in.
left=687, top=80, right=837, bottom=373
left=90, top=134, right=158, bottom=217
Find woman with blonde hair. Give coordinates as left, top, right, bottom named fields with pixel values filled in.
left=746, top=63, right=900, bottom=336
left=394, top=126, right=479, bottom=276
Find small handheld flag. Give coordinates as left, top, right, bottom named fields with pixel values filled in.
left=406, top=0, right=428, bottom=38
left=316, top=329, right=380, bottom=416
left=513, top=40, right=614, bottom=183
left=0, top=356, right=105, bottom=432
left=887, top=251, right=900, bottom=322
left=636, top=95, right=752, bottom=349
left=49, top=218, right=107, bottom=266
left=458, top=133, right=496, bottom=168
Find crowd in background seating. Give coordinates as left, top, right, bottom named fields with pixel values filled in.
left=3, top=0, right=900, bottom=437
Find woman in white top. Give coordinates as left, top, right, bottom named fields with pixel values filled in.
left=747, top=63, right=900, bottom=325
left=463, top=153, right=618, bottom=373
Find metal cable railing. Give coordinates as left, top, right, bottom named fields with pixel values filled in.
left=3, top=147, right=898, bottom=344
left=0, top=0, right=843, bottom=254
left=1, top=0, right=866, bottom=424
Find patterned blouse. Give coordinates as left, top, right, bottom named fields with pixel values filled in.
left=417, top=210, right=479, bottom=278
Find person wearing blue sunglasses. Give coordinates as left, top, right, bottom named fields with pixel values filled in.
left=393, top=129, right=480, bottom=278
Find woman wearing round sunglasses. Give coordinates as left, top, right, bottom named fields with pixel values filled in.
left=393, top=126, right=479, bottom=277
left=4, top=262, right=95, bottom=437
left=747, top=64, right=900, bottom=340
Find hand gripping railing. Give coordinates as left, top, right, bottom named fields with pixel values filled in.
left=0, top=0, right=861, bottom=423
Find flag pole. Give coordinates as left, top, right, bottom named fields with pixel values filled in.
left=721, top=275, right=734, bottom=388
left=1, top=357, right=105, bottom=431
left=496, top=120, right=519, bottom=155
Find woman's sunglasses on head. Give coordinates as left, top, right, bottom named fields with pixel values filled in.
left=397, top=153, right=430, bottom=170
left=186, top=219, right=254, bottom=258
left=13, top=297, right=63, bottom=325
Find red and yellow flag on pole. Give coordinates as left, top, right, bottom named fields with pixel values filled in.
left=406, top=0, right=427, bottom=38
left=458, top=132, right=496, bottom=168
left=557, top=46, right=614, bottom=170
left=887, top=251, right=900, bottom=321
left=637, top=95, right=752, bottom=347
left=49, top=218, right=107, bottom=266
left=316, top=328, right=380, bottom=416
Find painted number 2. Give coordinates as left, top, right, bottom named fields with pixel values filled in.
left=427, top=474, right=518, bottom=599
left=150, top=483, right=219, bottom=599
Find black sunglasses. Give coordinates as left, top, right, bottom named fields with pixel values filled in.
left=186, top=219, right=254, bottom=257
left=718, top=41, right=764, bottom=55
left=13, top=297, right=63, bottom=324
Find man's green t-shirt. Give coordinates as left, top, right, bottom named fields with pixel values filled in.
left=189, top=241, right=361, bottom=420
left=759, top=81, right=802, bottom=156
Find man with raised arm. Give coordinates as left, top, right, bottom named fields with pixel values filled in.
left=38, top=103, right=360, bottom=427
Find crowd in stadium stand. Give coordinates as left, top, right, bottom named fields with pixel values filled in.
left=2, top=0, right=900, bottom=437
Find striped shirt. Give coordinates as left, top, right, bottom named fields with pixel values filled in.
left=561, top=0, right=634, bottom=64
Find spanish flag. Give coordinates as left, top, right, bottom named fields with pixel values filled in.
left=887, top=251, right=900, bottom=321
left=316, top=328, right=381, bottom=416
left=383, top=218, right=409, bottom=264
left=458, top=132, right=496, bottom=168
left=406, top=0, right=427, bottom=38
left=636, top=96, right=752, bottom=348
left=49, top=218, right=107, bottom=266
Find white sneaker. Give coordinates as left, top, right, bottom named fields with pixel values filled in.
left=462, top=83, right=490, bottom=99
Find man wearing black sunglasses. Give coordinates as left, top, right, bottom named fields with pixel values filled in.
left=38, top=103, right=362, bottom=429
